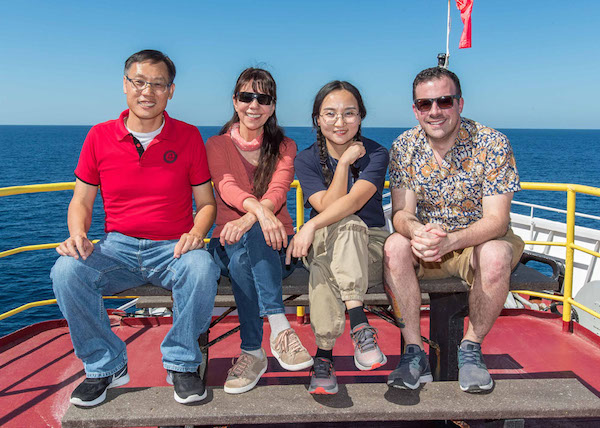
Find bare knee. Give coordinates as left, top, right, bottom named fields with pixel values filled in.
left=473, top=240, right=512, bottom=282
left=384, top=233, right=414, bottom=270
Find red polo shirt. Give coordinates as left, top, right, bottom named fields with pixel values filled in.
left=75, top=110, right=211, bottom=240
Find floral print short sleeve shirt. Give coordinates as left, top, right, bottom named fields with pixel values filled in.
left=389, top=117, right=520, bottom=232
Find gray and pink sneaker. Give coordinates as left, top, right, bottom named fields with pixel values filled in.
left=350, top=323, right=387, bottom=371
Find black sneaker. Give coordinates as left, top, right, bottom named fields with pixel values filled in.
left=387, top=344, right=433, bottom=389
left=166, top=370, right=207, bottom=404
left=458, top=340, right=494, bottom=393
left=70, top=365, right=130, bottom=407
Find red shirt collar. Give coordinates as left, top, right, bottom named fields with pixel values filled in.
left=115, top=109, right=174, bottom=142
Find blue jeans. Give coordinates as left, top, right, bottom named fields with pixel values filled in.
left=209, top=223, right=296, bottom=352
left=51, top=232, right=220, bottom=378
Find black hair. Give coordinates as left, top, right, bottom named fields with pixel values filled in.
left=219, top=68, right=285, bottom=198
left=412, top=67, right=462, bottom=100
left=311, top=81, right=366, bottom=187
left=124, top=50, right=176, bottom=84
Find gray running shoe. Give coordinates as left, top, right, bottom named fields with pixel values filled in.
left=350, top=323, right=387, bottom=371
left=308, top=357, right=338, bottom=395
left=387, top=344, right=433, bottom=389
left=224, top=349, right=268, bottom=394
left=458, top=340, right=494, bottom=393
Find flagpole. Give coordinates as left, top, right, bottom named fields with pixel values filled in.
left=445, top=0, right=451, bottom=68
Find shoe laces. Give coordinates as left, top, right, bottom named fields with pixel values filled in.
left=350, top=325, right=378, bottom=352
left=311, top=358, right=334, bottom=379
left=399, top=350, right=423, bottom=370
left=458, top=345, right=487, bottom=369
left=228, top=353, right=254, bottom=377
left=274, top=329, right=304, bottom=354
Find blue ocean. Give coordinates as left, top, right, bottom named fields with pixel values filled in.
left=1, top=125, right=599, bottom=337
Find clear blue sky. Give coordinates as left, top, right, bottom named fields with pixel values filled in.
left=1, top=1, right=598, bottom=129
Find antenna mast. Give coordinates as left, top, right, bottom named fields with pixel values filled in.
left=438, top=0, right=451, bottom=68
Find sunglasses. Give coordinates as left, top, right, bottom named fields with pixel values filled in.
left=414, top=95, right=460, bottom=112
left=236, top=92, right=274, bottom=105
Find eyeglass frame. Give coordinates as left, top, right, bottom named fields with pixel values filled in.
left=319, top=110, right=362, bottom=125
left=413, top=95, right=461, bottom=112
left=125, top=75, right=173, bottom=93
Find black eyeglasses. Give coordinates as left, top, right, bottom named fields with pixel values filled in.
left=414, top=95, right=460, bottom=112
left=236, top=92, right=274, bottom=105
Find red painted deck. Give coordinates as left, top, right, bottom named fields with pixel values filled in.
left=1, top=310, right=599, bottom=427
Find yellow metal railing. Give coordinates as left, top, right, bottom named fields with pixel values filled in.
left=0, top=182, right=75, bottom=196
left=2, top=181, right=600, bottom=329
left=0, top=181, right=308, bottom=321
left=514, top=183, right=600, bottom=328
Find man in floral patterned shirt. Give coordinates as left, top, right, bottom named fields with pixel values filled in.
left=384, top=67, right=524, bottom=393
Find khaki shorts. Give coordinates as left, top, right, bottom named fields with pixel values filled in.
left=416, top=228, right=524, bottom=286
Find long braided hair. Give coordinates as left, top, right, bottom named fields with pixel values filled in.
left=311, top=81, right=367, bottom=187
left=220, top=68, right=285, bottom=198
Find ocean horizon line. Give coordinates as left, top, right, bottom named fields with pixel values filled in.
left=1, top=124, right=599, bottom=132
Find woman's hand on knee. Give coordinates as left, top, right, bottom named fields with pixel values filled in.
left=255, top=207, right=287, bottom=251
left=285, top=222, right=315, bottom=263
left=220, top=214, right=257, bottom=246
left=242, top=198, right=287, bottom=250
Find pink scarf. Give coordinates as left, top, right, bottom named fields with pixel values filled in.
left=230, top=123, right=263, bottom=151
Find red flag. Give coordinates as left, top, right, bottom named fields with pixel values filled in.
left=455, top=0, right=473, bottom=49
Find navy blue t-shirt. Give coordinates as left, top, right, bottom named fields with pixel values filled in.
left=294, top=137, right=389, bottom=228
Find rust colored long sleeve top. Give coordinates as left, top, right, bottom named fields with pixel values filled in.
left=205, top=133, right=297, bottom=238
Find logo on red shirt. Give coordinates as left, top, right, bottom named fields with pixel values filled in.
left=164, top=150, right=177, bottom=163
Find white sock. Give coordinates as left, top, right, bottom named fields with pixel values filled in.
left=242, top=348, right=264, bottom=359
left=267, top=313, right=291, bottom=340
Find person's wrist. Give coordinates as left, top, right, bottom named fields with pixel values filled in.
left=303, top=220, right=316, bottom=232
left=244, top=212, right=257, bottom=225
left=338, top=157, right=352, bottom=167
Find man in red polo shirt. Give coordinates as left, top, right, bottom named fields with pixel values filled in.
left=51, top=50, right=219, bottom=407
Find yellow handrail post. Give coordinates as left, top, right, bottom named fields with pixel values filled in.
left=562, top=187, right=577, bottom=331
left=292, top=180, right=306, bottom=319
left=295, top=181, right=304, bottom=229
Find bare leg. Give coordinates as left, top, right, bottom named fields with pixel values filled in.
left=383, top=233, right=423, bottom=348
left=464, top=239, right=513, bottom=343
left=345, top=300, right=363, bottom=310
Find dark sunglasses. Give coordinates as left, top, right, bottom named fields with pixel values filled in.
left=414, top=95, right=460, bottom=112
left=236, top=92, right=274, bottom=105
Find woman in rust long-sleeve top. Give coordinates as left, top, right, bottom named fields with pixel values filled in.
left=206, top=68, right=313, bottom=395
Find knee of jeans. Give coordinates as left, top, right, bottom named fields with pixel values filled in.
left=51, top=256, right=84, bottom=293
left=228, top=248, right=251, bottom=275
left=241, top=222, right=265, bottom=241
left=177, top=250, right=220, bottom=282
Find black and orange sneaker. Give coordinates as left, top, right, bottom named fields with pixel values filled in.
left=308, top=357, right=338, bottom=395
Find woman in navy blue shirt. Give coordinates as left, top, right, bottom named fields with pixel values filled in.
left=287, top=81, right=389, bottom=395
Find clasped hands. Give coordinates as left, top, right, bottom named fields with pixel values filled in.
left=410, top=223, right=452, bottom=262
